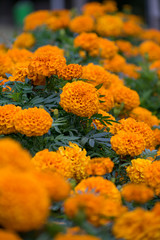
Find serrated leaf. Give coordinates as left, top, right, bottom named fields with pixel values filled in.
left=89, top=139, right=95, bottom=147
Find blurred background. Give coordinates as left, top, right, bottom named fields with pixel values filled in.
left=0, top=0, right=159, bottom=40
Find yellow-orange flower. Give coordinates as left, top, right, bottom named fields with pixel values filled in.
left=9, top=61, right=29, bottom=82
left=14, top=107, right=53, bottom=137
left=122, top=63, right=140, bottom=79
left=75, top=176, right=121, bottom=202
left=0, top=53, right=15, bottom=77
left=103, top=0, right=117, bottom=13
left=34, top=45, right=64, bottom=56
left=121, top=183, right=154, bottom=203
left=69, top=15, right=94, bottom=33
left=96, top=15, right=123, bottom=37
left=98, top=87, right=114, bottom=112
left=0, top=168, right=50, bottom=231
left=59, top=81, right=99, bottom=117
left=123, top=20, right=142, bottom=37
left=87, top=157, right=114, bottom=176
left=13, top=33, right=35, bottom=49
left=46, top=14, right=70, bottom=31
left=55, top=233, right=100, bottom=240
left=139, top=40, right=160, bottom=61
left=0, top=230, right=22, bottom=240
left=98, top=37, right=118, bottom=59
left=111, top=130, right=146, bottom=156
left=57, top=64, right=83, bottom=80
left=0, top=104, right=21, bottom=134
left=126, top=158, right=152, bottom=183
left=82, top=2, right=105, bottom=18
left=102, top=54, right=126, bottom=73
left=7, top=48, right=33, bottom=64
left=153, top=128, right=160, bottom=146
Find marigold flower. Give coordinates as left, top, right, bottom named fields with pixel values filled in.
left=98, top=87, right=114, bottom=112
left=103, top=0, right=118, bottom=13
left=59, top=81, right=99, bottom=117
left=98, top=37, right=118, bottom=59
left=36, top=170, right=71, bottom=201
left=32, top=149, right=72, bottom=179
left=111, top=85, right=140, bottom=110
left=69, top=15, right=94, bottom=34
left=102, top=54, right=126, bottom=73
left=24, top=10, right=50, bottom=31
left=75, top=176, right=121, bottom=202
left=139, top=40, right=160, bottom=61
left=0, top=138, right=32, bottom=170
left=126, top=158, right=152, bottom=183
left=0, top=168, right=50, bottom=231
left=87, top=157, right=114, bottom=176
left=57, top=64, right=83, bottom=80
left=82, top=2, right=105, bottom=18
left=7, top=48, right=33, bottom=64
left=46, top=14, right=70, bottom=31
left=111, top=130, right=146, bottom=156
left=122, top=63, right=140, bottom=79
left=0, top=104, right=21, bottom=134
left=9, top=61, right=29, bottom=82
left=141, top=29, right=160, bottom=44
left=113, top=208, right=160, bottom=240
left=55, top=233, right=100, bottom=240
left=64, top=193, right=126, bottom=226
left=34, top=45, right=64, bottom=56
left=0, top=53, right=15, bottom=77
left=13, top=33, right=35, bottom=49
left=82, top=63, right=113, bottom=88
left=57, top=142, right=90, bottom=181
left=0, top=230, right=22, bottom=240
left=121, top=183, right=154, bottom=203
left=153, top=128, right=160, bottom=146
left=123, top=20, right=142, bottom=37
left=150, top=59, right=160, bottom=78
left=14, top=107, right=53, bottom=137
left=96, top=15, right=123, bottom=37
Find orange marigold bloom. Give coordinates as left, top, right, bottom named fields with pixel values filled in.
left=82, top=2, right=105, bottom=18
left=0, top=104, right=21, bottom=134
left=153, top=128, right=160, bottom=146
left=28, top=53, right=66, bottom=77
left=123, top=20, right=142, bottom=37
left=102, top=54, right=126, bottom=73
left=13, top=33, right=35, bottom=49
left=98, top=87, right=114, bottom=112
left=14, top=107, right=53, bottom=137
left=0, top=230, right=22, bottom=240
left=10, top=61, right=29, bottom=82
left=32, top=149, right=72, bottom=179
left=139, top=40, right=160, bottom=61
left=130, top=107, right=159, bottom=127
left=126, top=158, right=152, bottom=183
left=0, top=53, right=15, bottom=77
left=150, top=59, right=160, bottom=78
left=7, top=48, right=33, bottom=64
left=57, top=142, right=90, bottom=181
left=64, top=193, right=126, bottom=226
left=74, top=33, right=99, bottom=57
left=0, top=168, right=50, bottom=231
left=116, top=40, right=133, bottom=56
left=87, top=157, right=114, bottom=176
left=24, top=10, right=50, bottom=31
left=111, top=85, right=140, bottom=110
left=46, top=14, right=70, bottom=31
left=141, top=29, right=160, bottom=44
left=55, top=233, right=100, bottom=240
left=122, top=63, right=140, bottom=79
left=96, top=15, right=123, bottom=37
left=75, top=176, right=121, bottom=202
left=121, top=183, right=154, bottom=203
left=59, top=81, right=99, bottom=117
left=103, top=0, right=118, bottom=13
left=36, top=170, right=71, bottom=202
left=0, top=138, right=32, bottom=171
left=82, top=63, right=113, bottom=88
left=0, top=77, right=11, bottom=91
left=57, top=64, right=83, bottom=80
left=34, top=45, right=64, bottom=56
left=98, top=37, right=118, bottom=59
left=111, top=130, right=146, bottom=156
left=69, top=15, right=94, bottom=34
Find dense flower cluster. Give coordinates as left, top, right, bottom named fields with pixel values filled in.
left=87, top=157, right=114, bottom=176
left=13, top=33, right=35, bottom=49
left=69, top=15, right=94, bottom=33
left=57, top=64, right=83, bottom=80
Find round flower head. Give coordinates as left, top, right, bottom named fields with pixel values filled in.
left=64, top=193, right=126, bottom=226
left=7, top=48, right=33, bottom=64
left=57, top=64, right=83, bottom=80
left=111, top=130, right=146, bottom=156
left=82, top=2, right=105, bottom=18
left=57, top=142, right=90, bottom=181
left=75, top=176, right=121, bottom=202
left=121, top=183, right=154, bottom=203
left=59, top=81, right=99, bottom=117
left=14, top=107, right=53, bottom=137
left=69, top=15, right=94, bottom=33
left=98, top=37, right=118, bottom=59
left=34, top=45, right=64, bottom=56
left=0, top=138, right=32, bottom=170
left=0, top=104, right=21, bottom=134
left=82, top=63, right=113, bottom=89
left=123, top=20, right=142, bottom=37
left=55, top=233, right=101, bottom=240
left=153, top=128, right=160, bottom=146
left=122, top=63, right=140, bottom=79
left=36, top=170, right=71, bottom=202
left=116, top=40, right=136, bottom=57
left=0, top=168, right=50, bottom=231
left=126, top=158, right=152, bottom=183
left=111, top=85, right=140, bottom=110
left=24, top=10, right=50, bottom=31
left=0, top=53, right=15, bottom=77
left=103, top=1, right=118, bottom=13
left=45, top=15, right=70, bottom=31
left=32, top=149, right=72, bottom=179
left=10, top=61, right=29, bottom=82
left=139, top=40, right=160, bottom=61
left=141, top=29, right=160, bottom=44
left=98, top=87, right=114, bottom=112
left=87, top=157, right=114, bottom=176
left=13, top=33, right=35, bottom=49
left=103, top=54, right=126, bottom=73
left=96, top=15, right=123, bottom=37
left=0, top=230, right=22, bottom=240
